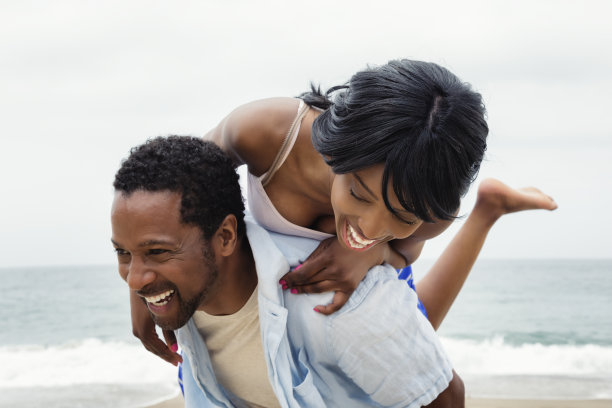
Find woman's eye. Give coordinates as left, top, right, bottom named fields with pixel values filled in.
left=397, top=216, right=416, bottom=225
left=349, top=188, right=368, bottom=203
left=148, top=249, right=168, bottom=255
left=393, top=213, right=417, bottom=226
left=114, top=248, right=129, bottom=256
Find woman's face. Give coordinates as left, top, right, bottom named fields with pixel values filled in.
left=330, top=164, right=423, bottom=251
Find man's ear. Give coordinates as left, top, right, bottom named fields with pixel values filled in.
left=211, top=214, right=239, bottom=257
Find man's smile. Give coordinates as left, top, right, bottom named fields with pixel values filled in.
left=143, top=289, right=175, bottom=306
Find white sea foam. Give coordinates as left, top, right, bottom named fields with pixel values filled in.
left=4, top=336, right=612, bottom=384
left=441, top=336, right=612, bottom=399
left=2, top=336, right=612, bottom=401
left=441, top=335, right=612, bottom=376
left=0, top=338, right=178, bottom=388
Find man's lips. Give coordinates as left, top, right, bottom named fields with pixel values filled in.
left=140, top=289, right=175, bottom=307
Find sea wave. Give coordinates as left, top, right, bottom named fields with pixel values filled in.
left=439, top=336, right=612, bottom=399
left=442, top=335, right=612, bottom=376
left=0, top=338, right=177, bottom=388
left=2, top=336, right=611, bottom=401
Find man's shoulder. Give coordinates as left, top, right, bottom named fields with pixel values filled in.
left=283, top=264, right=423, bottom=342
left=283, top=265, right=453, bottom=407
left=343, top=265, right=417, bottom=311
left=329, top=266, right=425, bottom=341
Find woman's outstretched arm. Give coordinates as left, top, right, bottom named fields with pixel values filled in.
left=414, top=178, right=557, bottom=330
left=285, top=179, right=556, bottom=328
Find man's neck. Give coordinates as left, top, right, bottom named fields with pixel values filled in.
left=199, top=238, right=258, bottom=316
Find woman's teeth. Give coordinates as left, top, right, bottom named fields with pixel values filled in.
left=145, top=289, right=175, bottom=306
left=347, top=223, right=376, bottom=249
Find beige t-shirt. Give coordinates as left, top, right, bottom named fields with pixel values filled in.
left=193, top=287, right=281, bottom=408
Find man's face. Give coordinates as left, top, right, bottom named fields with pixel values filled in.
left=111, top=190, right=219, bottom=330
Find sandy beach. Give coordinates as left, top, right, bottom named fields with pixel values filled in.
left=466, top=398, right=612, bottom=408
left=145, top=395, right=612, bottom=407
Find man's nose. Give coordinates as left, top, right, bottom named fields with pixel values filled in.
left=126, top=257, right=156, bottom=290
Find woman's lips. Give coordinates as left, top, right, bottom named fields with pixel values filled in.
left=343, top=221, right=380, bottom=251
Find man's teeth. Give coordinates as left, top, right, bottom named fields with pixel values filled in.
left=347, top=224, right=376, bottom=248
left=145, top=289, right=175, bottom=305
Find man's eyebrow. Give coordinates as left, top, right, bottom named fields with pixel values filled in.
left=109, top=239, right=175, bottom=247
left=353, top=173, right=377, bottom=199
left=138, top=239, right=175, bottom=247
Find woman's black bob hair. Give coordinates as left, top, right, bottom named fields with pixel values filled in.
left=300, top=59, right=488, bottom=223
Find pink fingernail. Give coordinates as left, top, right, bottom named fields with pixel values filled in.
left=290, top=288, right=298, bottom=294
left=313, top=308, right=320, bottom=313
left=279, top=280, right=286, bottom=286
left=282, top=284, right=288, bottom=290
left=294, top=264, right=303, bottom=271
left=171, top=343, right=178, bottom=352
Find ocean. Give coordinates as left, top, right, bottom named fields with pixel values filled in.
left=1, top=259, right=611, bottom=407
left=0, top=265, right=179, bottom=408
left=416, top=258, right=612, bottom=400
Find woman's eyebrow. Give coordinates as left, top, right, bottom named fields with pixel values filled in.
left=394, top=210, right=418, bottom=223
left=353, top=173, right=377, bottom=200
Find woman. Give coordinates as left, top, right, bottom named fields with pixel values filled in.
left=131, top=59, right=556, bottom=365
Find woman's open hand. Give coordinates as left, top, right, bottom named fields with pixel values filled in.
left=279, top=237, right=389, bottom=314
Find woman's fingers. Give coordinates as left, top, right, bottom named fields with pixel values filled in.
left=289, top=280, right=337, bottom=294
left=280, top=259, right=325, bottom=287
left=162, top=329, right=183, bottom=363
left=142, top=331, right=182, bottom=366
left=314, top=291, right=350, bottom=315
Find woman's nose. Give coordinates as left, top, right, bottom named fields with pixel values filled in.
left=357, top=212, right=387, bottom=240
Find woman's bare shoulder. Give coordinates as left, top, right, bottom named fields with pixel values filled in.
left=206, top=97, right=301, bottom=176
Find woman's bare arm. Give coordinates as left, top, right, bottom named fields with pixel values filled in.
left=414, top=179, right=557, bottom=330
left=204, top=97, right=300, bottom=175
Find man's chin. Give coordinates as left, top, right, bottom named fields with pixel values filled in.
left=148, top=289, right=208, bottom=331
left=151, top=315, right=190, bottom=331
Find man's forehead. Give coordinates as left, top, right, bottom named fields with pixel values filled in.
left=113, top=190, right=181, bottom=212
left=110, top=189, right=197, bottom=245
left=111, top=190, right=187, bottom=233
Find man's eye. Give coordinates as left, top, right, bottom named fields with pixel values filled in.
left=114, top=248, right=129, bottom=256
left=148, top=249, right=168, bottom=255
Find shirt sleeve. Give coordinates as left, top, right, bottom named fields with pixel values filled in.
left=328, top=266, right=453, bottom=408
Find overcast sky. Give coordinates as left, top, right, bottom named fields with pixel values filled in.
left=1, top=0, right=611, bottom=268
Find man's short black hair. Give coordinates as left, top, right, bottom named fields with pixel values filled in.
left=113, top=136, right=246, bottom=239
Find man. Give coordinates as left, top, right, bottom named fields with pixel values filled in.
left=111, top=136, right=462, bottom=407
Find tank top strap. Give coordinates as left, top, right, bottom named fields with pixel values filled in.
left=260, top=100, right=309, bottom=187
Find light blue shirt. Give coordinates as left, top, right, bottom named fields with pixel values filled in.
left=177, top=221, right=453, bottom=407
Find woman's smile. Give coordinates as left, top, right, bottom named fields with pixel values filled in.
left=342, top=219, right=385, bottom=251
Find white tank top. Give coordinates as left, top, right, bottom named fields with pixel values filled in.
left=246, top=100, right=333, bottom=241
